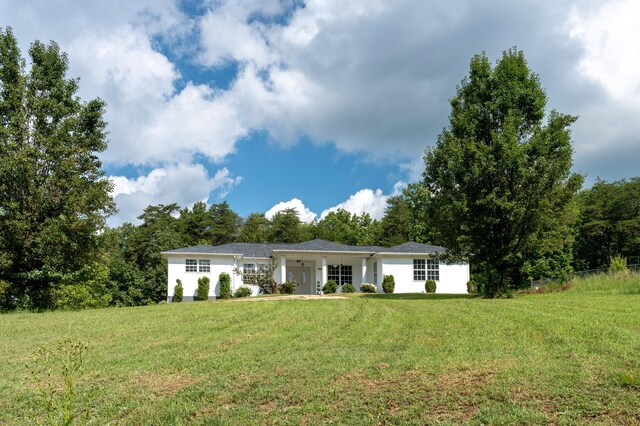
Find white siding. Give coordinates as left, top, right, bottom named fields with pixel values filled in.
left=380, top=256, right=469, bottom=294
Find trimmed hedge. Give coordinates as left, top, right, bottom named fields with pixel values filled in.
left=196, top=276, right=210, bottom=301
left=280, top=281, right=296, bottom=294
left=219, top=272, right=232, bottom=299
left=425, top=280, right=437, bottom=293
left=382, top=275, right=395, bottom=294
left=234, top=286, right=252, bottom=298
left=173, top=279, right=183, bottom=302
left=342, top=283, right=355, bottom=293
left=360, top=283, right=377, bottom=293
left=323, top=280, right=338, bottom=294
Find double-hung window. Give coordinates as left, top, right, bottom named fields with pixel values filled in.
left=414, top=258, right=440, bottom=281
left=198, top=259, right=210, bottom=273
left=426, top=259, right=439, bottom=281
left=328, top=264, right=352, bottom=285
left=186, top=259, right=198, bottom=272
left=243, top=263, right=257, bottom=274
left=413, top=259, right=425, bottom=281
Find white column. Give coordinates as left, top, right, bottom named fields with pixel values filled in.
left=321, top=257, right=328, bottom=287
left=361, top=257, right=367, bottom=285
left=232, top=256, right=237, bottom=291
left=280, top=256, right=287, bottom=284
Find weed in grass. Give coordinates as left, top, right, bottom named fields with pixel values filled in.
left=612, top=372, right=640, bottom=389
left=25, top=339, right=90, bottom=425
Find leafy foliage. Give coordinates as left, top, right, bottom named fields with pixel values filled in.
left=233, top=286, right=252, bottom=298
left=196, top=276, right=210, bottom=301
left=382, top=275, right=395, bottom=294
left=425, top=280, right=437, bottom=293
left=173, top=279, right=183, bottom=303
left=573, top=178, right=640, bottom=270
left=219, top=272, right=232, bottom=299
left=420, top=49, right=582, bottom=296
left=360, top=283, right=377, bottom=293
left=0, top=28, right=115, bottom=309
left=322, top=280, right=338, bottom=294
left=610, top=255, right=627, bottom=273
left=279, top=281, right=296, bottom=294
left=233, top=255, right=279, bottom=294
left=466, top=279, right=478, bottom=294
left=341, top=283, right=355, bottom=293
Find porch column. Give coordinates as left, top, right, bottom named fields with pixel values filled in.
left=321, top=256, right=328, bottom=287
left=361, top=257, right=367, bottom=285
left=280, top=256, right=287, bottom=284
left=232, top=256, right=237, bottom=291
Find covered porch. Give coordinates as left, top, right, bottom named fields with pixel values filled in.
left=274, top=251, right=379, bottom=294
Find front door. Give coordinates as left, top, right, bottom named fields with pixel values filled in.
left=287, top=267, right=311, bottom=294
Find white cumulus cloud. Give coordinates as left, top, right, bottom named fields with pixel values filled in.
left=109, top=164, right=242, bottom=226
left=264, top=198, right=317, bottom=223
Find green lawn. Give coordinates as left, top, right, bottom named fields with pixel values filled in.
left=1, top=276, right=639, bottom=425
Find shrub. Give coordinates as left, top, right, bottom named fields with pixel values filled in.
left=466, top=279, right=477, bottom=294
left=173, top=279, right=183, bottom=302
left=323, top=280, right=338, bottom=294
left=219, top=272, right=232, bottom=299
left=382, top=275, right=395, bottom=294
left=234, top=286, right=252, bottom=298
left=280, top=281, right=296, bottom=294
left=425, top=280, right=437, bottom=293
left=610, top=255, right=627, bottom=273
left=342, top=283, right=355, bottom=293
left=360, top=283, right=377, bottom=293
left=197, top=276, right=210, bottom=301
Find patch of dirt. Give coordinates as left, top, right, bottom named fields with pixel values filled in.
left=133, top=372, right=197, bottom=398
left=335, top=363, right=500, bottom=423
left=229, top=295, right=347, bottom=302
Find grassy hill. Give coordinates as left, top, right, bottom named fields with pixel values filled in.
left=1, top=275, right=639, bottom=425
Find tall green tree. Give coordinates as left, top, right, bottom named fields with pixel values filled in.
left=208, top=202, right=241, bottom=245
left=127, top=204, right=183, bottom=303
left=0, top=28, right=115, bottom=309
left=421, top=49, right=583, bottom=296
left=574, top=178, right=640, bottom=269
left=268, top=208, right=303, bottom=243
left=317, top=209, right=361, bottom=245
left=378, top=196, right=412, bottom=247
left=237, top=213, right=270, bottom=243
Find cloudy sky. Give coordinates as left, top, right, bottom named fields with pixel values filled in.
left=2, top=0, right=639, bottom=225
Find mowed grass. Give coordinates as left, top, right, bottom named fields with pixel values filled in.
left=1, top=276, right=639, bottom=425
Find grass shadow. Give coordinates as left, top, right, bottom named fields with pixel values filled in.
left=360, top=293, right=476, bottom=301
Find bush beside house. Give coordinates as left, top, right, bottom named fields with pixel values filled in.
left=174, top=279, right=183, bottom=302
left=425, top=280, right=437, bottom=293
left=219, top=272, right=232, bottom=299
left=234, top=286, right=252, bottom=298
left=323, top=280, right=338, bottom=294
left=382, top=275, right=395, bottom=294
left=280, top=281, right=296, bottom=294
left=360, top=283, right=377, bottom=293
left=197, top=276, right=210, bottom=301
left=342, top=283, right=355, bottom=293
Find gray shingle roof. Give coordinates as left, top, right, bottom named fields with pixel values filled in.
left=162, top=239, right=445, bottom=257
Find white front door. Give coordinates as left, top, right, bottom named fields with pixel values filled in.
left=287, top=267, right=311, bottom=294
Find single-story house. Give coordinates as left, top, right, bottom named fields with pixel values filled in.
left=162, top=239, right=470, bottom=301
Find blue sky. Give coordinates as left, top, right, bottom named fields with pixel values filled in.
left=2, top=1, right=639, bottom=225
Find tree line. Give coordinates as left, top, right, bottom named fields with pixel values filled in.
left=1, top=29, right=638, bottom=310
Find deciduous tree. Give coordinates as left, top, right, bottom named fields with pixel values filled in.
left=0, top=28, right=115, bottom=309
left=421, top=49, right=583, bottom=296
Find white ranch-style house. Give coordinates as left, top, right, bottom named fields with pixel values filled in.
left=162, top=239, right=470, bottom=301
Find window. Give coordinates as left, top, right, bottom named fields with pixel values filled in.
left=373, top=262, right=378, bottom=284
left=328, top=264, right=352, bottom=285
left=427, top=259, right=439, bottom=281
left=415, top=258, right=439, bottom=281
left=243, top=263, right=256, bottom=274
left=413, top=259, right=425, bottom=281
left=198, top=259, right=210, bottom=273
left=186, top=259, right=198, bottom=272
